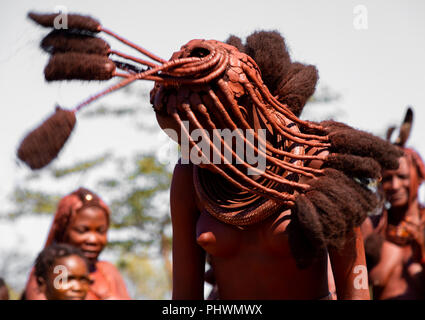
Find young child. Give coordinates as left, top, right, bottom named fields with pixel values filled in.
left=34, top=243, right=91, bottom=300
left=25, top=188, right=130, bottom=300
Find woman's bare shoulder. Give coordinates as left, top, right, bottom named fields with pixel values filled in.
left=170, top=161, right=200, bottom=223
left=171, top=162, right=197, bottom=205
left=172, top=161, right=194, bottom=182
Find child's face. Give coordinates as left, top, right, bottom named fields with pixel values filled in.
left=42, top=254, right=91, bottom=300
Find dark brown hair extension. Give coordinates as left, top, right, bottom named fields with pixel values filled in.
left=288, top=166, right=381, bottom=268
left=41, top=30, right=110, bottom=55
left=307, top=190, right=348, bottom=248
left=228, top=31, right=318, bottom=117
left=275, top=62, right=319, bottom=117
left=307, top=173, right=370, bottom=227
left=324, top=154, right=382, bottom=179
left=225, top=35, right=245, bottom=53
left=287, top=206, right=327, bottom=269
left=44, top=53, right=115, bottom=81
left=17, top=107, right=76, bottom=169
left=323, top=168, right=379, bottom=222
left=322, top=121, right=403, bottom=170
left=245, top=30, right=291, bottom=95
left=295, top=194, right=326, bottom=246
left=28, top=12, right=100, bottom=33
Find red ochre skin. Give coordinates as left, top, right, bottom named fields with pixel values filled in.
left=170, top=159, right=370, bottom=300
left=369, top=155, right=425, bottom=300
left=24, top=189, right=131, bottom=300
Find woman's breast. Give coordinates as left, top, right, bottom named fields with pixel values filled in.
left=195, top=208, right=293, bottom=258
left=196, top=208, right=330, bottom=299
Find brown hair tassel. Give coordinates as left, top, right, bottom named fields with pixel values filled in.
left=28, top=12, right=100, bottom=33
left=17, top=107, right=76, bottom=169
left=41, top=30, right=110, bottom=55
left=44, top=52, right=116, bottom=81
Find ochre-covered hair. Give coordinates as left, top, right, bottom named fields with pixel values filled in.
left=45, top=187, right=110, bottom=247
left=403, top=148, right=425, bottom=204
left=19, top=13, right=402, bottom=267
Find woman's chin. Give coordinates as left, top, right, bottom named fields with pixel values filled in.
left=83, top=252, right=99, bottom=264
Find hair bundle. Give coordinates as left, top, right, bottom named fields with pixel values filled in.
left=324, top=154, right=382, bottom=179
left=17, top=107, right=76, bottom=169
left=41, top=30, right=110, bottom=55
left=28, top=12, right=100, bottom=33
left=225, top=31, right=318, bottom=117
left=44, top=52, right=115, bottom=81
left=289, top=167, right=378, bottom=268
left=322, top=121, right=403, bottom=170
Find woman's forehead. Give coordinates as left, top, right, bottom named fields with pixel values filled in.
left=390, top=156, right=409, bottom=175
left=71, top=206, right=108, bottom=224
left=398, top=156, right=410, bottom=174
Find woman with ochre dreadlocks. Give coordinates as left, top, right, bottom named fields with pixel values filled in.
left=365, top=108, right=425, bottom=299
left=19, top=12, right=403, bottom=299
left=23, top=187, right=130, bottom=300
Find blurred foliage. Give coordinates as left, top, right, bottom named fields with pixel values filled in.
left=117, top=251, right=171, bottom=299
left=0, top=250, right=33, bottom=299
left=82, top=106, right=138, bottom=118
left=8, top=189, right=61, bottom=219
left=51, top=154, right=111, bottom=178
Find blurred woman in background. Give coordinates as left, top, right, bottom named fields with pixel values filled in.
left=23, top=187, right=130, bottom=300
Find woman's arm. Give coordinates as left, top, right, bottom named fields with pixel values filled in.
left=329, top=227, right=371, bottom=300
left=171, top=162, right=206, bottom=299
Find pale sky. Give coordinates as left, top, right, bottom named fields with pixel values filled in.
left=0, top=0, right=424, bottom=292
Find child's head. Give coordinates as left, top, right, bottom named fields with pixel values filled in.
left=35, top=243, right=91, bottom=300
